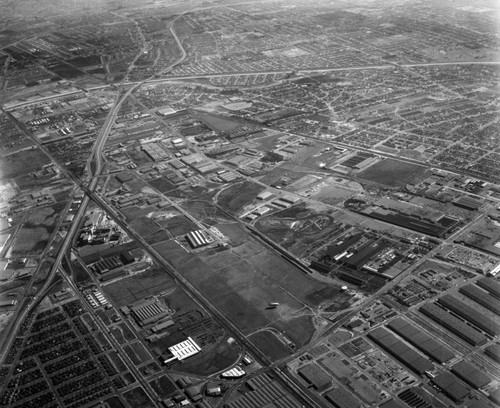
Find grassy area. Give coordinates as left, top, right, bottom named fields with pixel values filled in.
left=148, top=177, right=177, bottom=193
left=103, top=265, right=175, bottom=307
left=216, top=181, right=263, bottom=215
left=198, top=113, right=241, bottom=132
left=156, top=214, right=198, bottom=237
left=180, top=200, right=233, bottom=225
left=248, top=330, right=292, bottom=362
left=0, top=148, right=51, bottom=179
left=123, top=387, right=155, bottom=408
left=357, top=159, right=427, bottom=187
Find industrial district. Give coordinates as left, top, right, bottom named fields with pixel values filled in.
left=0, top=0, right=499, bottom=408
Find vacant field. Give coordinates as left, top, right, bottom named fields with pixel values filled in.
left=10, top=204, right=66, bottom=256
left=198, top=113, right=241, bottom=132
left=0, top=148, right=51, bottom=179
left=215, top=222, right=248, bottom=247
left=129, top=216, right=162, bottom=236
left=120, top=205, right=156, bottom=221
left=149, top=375, right=176, bottom=398
left=144, top=229, right=171, bottom=245
left=248, top=330, right=292, bottom=362
left=123, top=387, right=155, bottom=408
left=103, top=265, right=175, bottom=307
left=270, top=314, right=316, bottom=348
left=180, top=200, right=233, bottom=225
left=216, top=181, right=263, bottom=215
left=357, top=159, right=427, bottom=187
left=153, top=236, right=337, bottom=349
left=149, top=177, right=177, bottom=193
left=128, top=149, right=153, bottom=166
left=156, top=213, right=197, bottom=237
left=153, top=240, right=304, bottom=334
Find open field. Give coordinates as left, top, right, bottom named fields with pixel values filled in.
left=120, top=205, right=156, bottom=221
left=216, top=181, right=264, bottom=215
left=248, top=330, right=292, bottom=362
left=0, top=148, right=51, bottom=179
left=357, top=159, right=427, bottom=187
left=10, top=203, right=66, bottom=256
left=103, top=265, right=175, bottom=307
left=198, top=113, right=241, bottom=132
left=129, top=216, right=162, bottom=236
left=148, top=177, right=177, bottom=193
left=153, top=236, right=338, bottom=347
left=123, top=387, right=155, bottom=408
left=155, top=211, right=198, bottom=237
left=180, top=200, right=233, bottom=225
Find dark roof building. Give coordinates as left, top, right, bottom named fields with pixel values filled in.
left=298, top=364, right=332, bottom=392
left=485, top=343, right=500, bottom=363
left=378, top=399, right=404, bottom=408
left=420, top=303, right=488, bottom=346
left=451, top=361, right=491, bottom=389
left=431, top=372, right=470, bottom=403
left=324, top=387, right=361, bottom=408
left=437, top=294, right=500, bottom=336
left=387, top=317, right=455, bottom=363
left=367, top=327, right=434, bottom=375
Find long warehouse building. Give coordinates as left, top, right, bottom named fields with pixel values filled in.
left=419, top=303, right=488, bottom=346
left=367, top=327, right=434, bottom=375
left=387, top=317, right=455, bottom=363
left=437, top=294, right=500, bottom=336
left=476, top=277, right=500, bottom=299
left=459, top=284, right=500, bottom=316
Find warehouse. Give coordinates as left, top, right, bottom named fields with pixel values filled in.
left=387, top=318, right=455, bottom=363
left=431, top=372, right=470, bottom=403
left=298, top=364, right=332, bottom=392
left=186, top=230, right=214, bottom=249
left=485, top=343, right=500, bottom=363
left=459, top=284, right=500, bottom=315
left=419, top=303, right=488, bottom=346
left=367, top=327, right=434, bottom=375
left=437, top=294, right=500, bottom=336
left=162, top=337, right=201, bottom=364
left=451, top=361, right=491, bottom=389
left=324, top=387, right=360, bottom=408
left=130, top=299, right=170, bottom=326
left=379, top=399, right=404, bottom=408
left=476, top=277, right=500, bottom=299
left=452, top=196, right=483, bottom=211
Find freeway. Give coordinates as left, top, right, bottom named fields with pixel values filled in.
left=122, top=59, right=500, bottom=83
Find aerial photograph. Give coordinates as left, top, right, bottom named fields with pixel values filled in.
left=0, top=0, right=499, bottom=407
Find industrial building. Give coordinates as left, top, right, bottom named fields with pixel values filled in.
left=130, top=299, right=170, bottom=326
left=297, top=364, right=332, bottom=392
left=379, top=399, right=404, bottom=408
left=437, top=294, right=500, bottom=336
left=162, top=337, right=201, bottom=364
left=450, top=361, right=491, bottom=389
left=419, top=303, right=488, bottom=346
left=431, top=372, right=470, bottom=403
left=476, top=277, right=500, bottom=299
left=459, top=284, right=500, bottom=315
left=367, top=327, right=434, bottom=375
left=185, top=230, right=214, bottom=249
left=323, top=387, right=361, bottom=408
left=387, top=317, right=455, bottom=364
left=485, top=343, right=500, bottom=363
left=224, top=374, right=302, bottom=408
